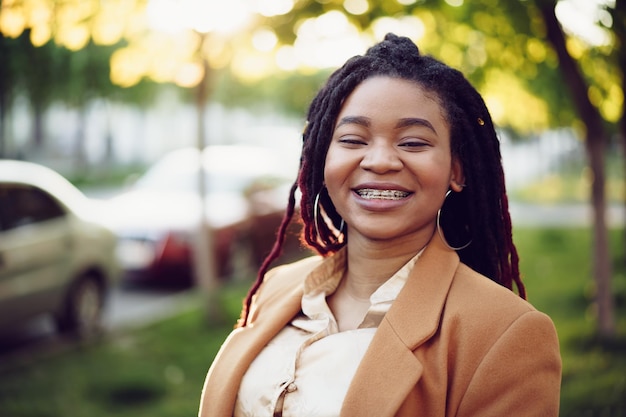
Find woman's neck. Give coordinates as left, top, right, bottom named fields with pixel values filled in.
left=327, top=235, right=428, bottom=332
left=341, top=235, right=427, bottom=300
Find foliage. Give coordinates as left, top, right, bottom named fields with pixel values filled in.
left=1, top=0, right=620, bottom=135
left=260, top=0, right=603, bottom=133
left=2, top=30, right=160, bottom=108
left=210, top=67, right=333, bottom=117
left=0, top=228, right=624, bottom=416
left=0, top=29, right=162, bottom=156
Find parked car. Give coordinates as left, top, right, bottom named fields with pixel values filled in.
left=104, top=145, right=307, bottom=286
left=0, top=160, right=120, bottom=336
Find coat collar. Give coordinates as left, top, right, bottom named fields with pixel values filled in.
left=341, top=232, right=459, bottom=416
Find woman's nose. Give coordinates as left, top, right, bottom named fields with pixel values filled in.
left=359, top=144, right=403, bottom=173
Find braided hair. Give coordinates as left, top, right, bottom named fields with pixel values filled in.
left=239, top=33, right=524, bottom=327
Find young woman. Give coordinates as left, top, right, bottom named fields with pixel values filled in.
left=199, top=33, right=562, bottom=417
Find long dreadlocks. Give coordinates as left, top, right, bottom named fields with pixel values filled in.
left=239, top=33, right=524, bottom=327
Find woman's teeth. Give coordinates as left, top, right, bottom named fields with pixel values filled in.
left=356, top=189, right=409, bottom=200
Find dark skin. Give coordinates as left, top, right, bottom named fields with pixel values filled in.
left=324, top=76, right=465, bottom=331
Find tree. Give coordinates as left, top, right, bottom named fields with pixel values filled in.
left=610, top=0, right=626, bottom=267
left=0, top=31, right=14, bottom=157
left=0, top=1, right=159, bottom=163
left=0, top=31, right=69, bottom=156
left=533, top=0, right=616, bottom=339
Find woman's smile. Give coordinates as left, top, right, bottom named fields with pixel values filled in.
left=351, top=183, right=414, bottom=212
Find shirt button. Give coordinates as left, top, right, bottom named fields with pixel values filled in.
left=286, top=383, right=297, bottom=393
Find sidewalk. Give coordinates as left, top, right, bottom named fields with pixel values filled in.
left=509, top=201, right=624, bottom=227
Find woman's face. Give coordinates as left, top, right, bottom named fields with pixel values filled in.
left=323, top=76, right=463, bottom=247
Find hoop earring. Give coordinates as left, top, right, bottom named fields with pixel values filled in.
left=313, top=189, right=323, bottom=241
left=314, top=188, right=345, bottom=242
left=437, top=190, right=472, bottom=251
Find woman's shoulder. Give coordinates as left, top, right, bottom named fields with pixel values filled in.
left=243, top=255, right=326, bottom=326
left=455, top=263, right=532, bottom=304
left=264, top=254, right=326, bottom=283
left=252, top=255, right=326, bottom=301
left=447, top=262, right=547, bottom=325
left=442, top=262, right=558, bottom=354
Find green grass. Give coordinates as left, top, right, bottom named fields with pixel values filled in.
left=67, top=163, right=149, bottom=190
left=0, top=228, right=625, bottom=416
left=515, top=228, right=626, bottom=416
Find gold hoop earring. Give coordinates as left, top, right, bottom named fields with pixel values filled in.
left=437, top=190, right=472, bottom=251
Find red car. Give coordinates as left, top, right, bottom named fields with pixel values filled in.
left=104, top=145, right=307, bottom=286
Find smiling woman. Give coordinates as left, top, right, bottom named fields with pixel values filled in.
left=198, top=34, right=561, bottom=417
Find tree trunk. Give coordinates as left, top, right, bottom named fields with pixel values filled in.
left=0, top=33, right=8, bottom=158
left=31, top=101, right=45, bottom=153
left=0, top=95, right=6, bottom=158
left=537, top=0, right=615, bottom=338
left=193, top=32, right=223, bottom=325
left=73, top=106, right=88, bottom=173
left=612, top=0, right=626, bottom=265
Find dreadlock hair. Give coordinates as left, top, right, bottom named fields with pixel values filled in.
left=238, top=33, right=524, bottom=328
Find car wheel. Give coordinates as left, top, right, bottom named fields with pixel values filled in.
left=55, top=273, right=105, bottom=337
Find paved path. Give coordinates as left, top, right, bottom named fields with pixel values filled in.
left=103, top=285, right=199, bottom=330
left=509, top=202, right=624, bottom=227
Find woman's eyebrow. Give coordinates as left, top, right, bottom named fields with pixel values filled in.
left=335, top=116, right=371, bottom=128
left=395, top=117, right=437, bottom=134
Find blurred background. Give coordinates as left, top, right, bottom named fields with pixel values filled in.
left=0, top=0, right=624, bottom=416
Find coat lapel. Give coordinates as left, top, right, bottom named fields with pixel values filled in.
left=341, top=233, right=459, bottom=416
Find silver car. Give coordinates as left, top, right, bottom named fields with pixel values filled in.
left=0, top=160, right=120, bottom=336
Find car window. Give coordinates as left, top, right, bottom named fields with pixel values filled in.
left=0, top=184, right=66, bottom=231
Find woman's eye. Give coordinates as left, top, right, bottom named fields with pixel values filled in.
left=338, top=137, right=366, bottom=145
left=400, top=140, right=428, bottom=149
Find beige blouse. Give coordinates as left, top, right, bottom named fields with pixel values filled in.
left=234, top=249, right=423, bottom=417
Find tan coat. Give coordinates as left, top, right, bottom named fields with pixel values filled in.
left=199, top=233, right=562, bottom=417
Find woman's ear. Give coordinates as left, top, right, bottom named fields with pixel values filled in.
left=450, top=158, right=465, bottom=192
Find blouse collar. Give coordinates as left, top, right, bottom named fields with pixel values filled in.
left=299, top=247, right=425, bottom=330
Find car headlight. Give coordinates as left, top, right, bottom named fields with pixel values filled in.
left=115, top=239, right=157, bottom=269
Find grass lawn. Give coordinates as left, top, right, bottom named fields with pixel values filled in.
left=0, top=228, right=624, bottom=416
left=516, top=228, right=626, bottom=417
